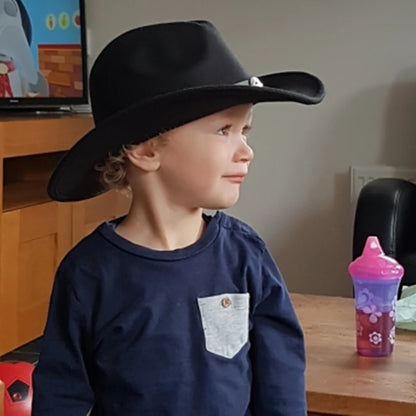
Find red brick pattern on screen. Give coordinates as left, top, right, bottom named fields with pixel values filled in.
left=38, top=44, right=83, bottom=97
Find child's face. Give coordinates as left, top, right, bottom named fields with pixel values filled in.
left=154, top=103, right=254, bottom=210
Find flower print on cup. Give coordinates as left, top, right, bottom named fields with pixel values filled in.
left=369, top=331, right=382, bottom=345
left=389, top=295, right=397, bottom=322
left=362, top=304, right=382, bottom=324
left=388, top=327, right=395, bottom=345
left=356, top=288, right=374, bottom=309
left=356, top=321, right=363, bottom=337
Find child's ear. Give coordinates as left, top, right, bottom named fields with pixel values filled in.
left=125, top=140, right=161, bottom=172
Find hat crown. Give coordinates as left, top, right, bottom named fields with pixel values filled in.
left=90, top=21, right=249, bottom=123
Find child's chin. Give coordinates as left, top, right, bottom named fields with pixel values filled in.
left=203, top=197, right=240, bottom=210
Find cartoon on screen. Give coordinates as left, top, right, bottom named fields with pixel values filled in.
left=0, top=0, right=83, bottom=99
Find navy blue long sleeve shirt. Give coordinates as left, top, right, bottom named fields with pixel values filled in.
left=32, top=211, right=306, bottom=415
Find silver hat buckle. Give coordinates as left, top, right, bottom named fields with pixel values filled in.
left=235, top=76, right=264, bottom=87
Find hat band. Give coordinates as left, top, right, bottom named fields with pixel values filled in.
left=235, top=76, right=264, bottom=87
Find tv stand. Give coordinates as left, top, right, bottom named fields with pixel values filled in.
left=0, top=104, right=91, bottom=117
left=0, top=114, right=130, bottom=355
left=0, top=106, right=73, bottom=117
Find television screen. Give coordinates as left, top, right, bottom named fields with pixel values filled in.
left=0, top=0, right=88, bottom=109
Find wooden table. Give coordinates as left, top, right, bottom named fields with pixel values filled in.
left=291, top=293, right=416, bottom=416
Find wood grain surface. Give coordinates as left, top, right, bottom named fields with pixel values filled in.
left=291, top=293, right=416, bottom=416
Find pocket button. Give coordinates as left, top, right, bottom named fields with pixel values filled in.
left=221, top=297, right=232, bottom=308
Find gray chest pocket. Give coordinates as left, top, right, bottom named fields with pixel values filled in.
left=197, top=293, right=249, bottom=359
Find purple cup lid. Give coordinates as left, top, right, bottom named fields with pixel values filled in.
left=348, top=236, right=404, bottom=280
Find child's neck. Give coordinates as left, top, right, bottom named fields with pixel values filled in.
left=115, top=202, right=207, bottom=251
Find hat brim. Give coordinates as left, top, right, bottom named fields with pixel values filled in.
left=48, top=71, right=325, bottom=201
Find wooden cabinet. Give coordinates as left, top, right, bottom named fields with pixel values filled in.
left=72, top=190, right=131, bottom=246
left=0, top=115, right=130, bottom=355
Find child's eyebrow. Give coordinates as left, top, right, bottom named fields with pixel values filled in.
left=219, top=123, right=252, bottom=132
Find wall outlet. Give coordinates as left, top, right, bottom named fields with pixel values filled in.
left=350, top=165, right=416, bottom=206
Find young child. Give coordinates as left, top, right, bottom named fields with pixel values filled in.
left=32, top=20, right=324, bottom=415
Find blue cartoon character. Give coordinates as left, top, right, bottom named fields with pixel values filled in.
left=0, top=0, right=48, bottom=97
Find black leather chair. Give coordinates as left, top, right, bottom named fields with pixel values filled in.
left=352, top=177, right=416, bottom=297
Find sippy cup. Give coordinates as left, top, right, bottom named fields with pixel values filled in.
left=348, top=236, right=404, bottom=357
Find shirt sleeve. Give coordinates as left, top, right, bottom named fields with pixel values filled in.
left=32, top=266, right=95, bottom=415
left=249, top=247, right=307, bottom=416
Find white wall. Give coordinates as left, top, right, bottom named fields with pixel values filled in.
left=85, top=0, right=416, bottom=296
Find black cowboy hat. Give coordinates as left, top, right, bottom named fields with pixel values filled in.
left=48, top=20, right=325, bottom=202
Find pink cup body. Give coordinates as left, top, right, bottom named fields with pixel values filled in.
left=352, top=276, right=400, bottom=356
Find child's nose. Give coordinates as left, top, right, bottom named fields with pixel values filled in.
left=234, top=138, right=254, bottom=163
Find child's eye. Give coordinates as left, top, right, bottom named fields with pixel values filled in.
left=217, top=125, right=231, bottom=136
left=242, top=126, right=252, bottom=139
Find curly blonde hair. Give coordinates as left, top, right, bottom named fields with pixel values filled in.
left=95, top=145, right=134, bottom=191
